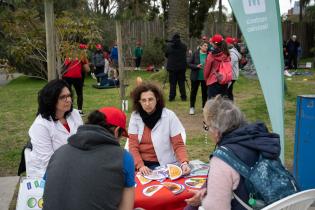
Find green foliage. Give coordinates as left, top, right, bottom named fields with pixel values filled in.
left=189, top=0, right=216, bottom=38
left=141, top=38, right=165, bottom=66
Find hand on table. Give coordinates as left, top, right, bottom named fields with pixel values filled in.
left=181, top=163, right=191, bottom=175
left=185, top=188, right=207, bottom=207
left=139, top=166, right=152, bottom=176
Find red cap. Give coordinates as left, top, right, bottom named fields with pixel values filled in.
left=210, top=34, right=223, bottom=44
left=98, top=107, right=128, bottom=137
left=96, top=44, right=102, bottom=50
left=225, top=37, right=234, bottom=45
left=79, top=44, right=88, bottom=49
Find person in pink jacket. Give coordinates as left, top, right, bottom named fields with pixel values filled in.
left=203, top=34, right=230, bottom=99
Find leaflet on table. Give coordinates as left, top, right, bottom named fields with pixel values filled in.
left=185, top=177, right=207, bottom=189
left=162, top=182, right=185, bottom=194
left=187, top=163, right=209, bottom=177
left=143, top=164, right=183, bottom=181
left=143, top=185, right=163, bottom=197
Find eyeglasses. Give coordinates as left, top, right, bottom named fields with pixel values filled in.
left=58, top=94, right=72, bottom=102
left=203, top=121, right=209, bottom=132
left=139, top=98, right=155, bottom=104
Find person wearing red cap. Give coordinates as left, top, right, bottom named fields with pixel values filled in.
left=43, top=107, right=135, bottom=210
left=92, top=44, right=105, bottom=85
left=204, top=34, right=230, bottom=98
left=63, top=45, right=89, bottom=116
left=226, top=36, right=241, bottom=101
left=127, top=83, right=191, bottom=176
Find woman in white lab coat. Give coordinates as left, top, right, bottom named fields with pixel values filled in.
left=28, top=79, right=83, bottom=177
left=128, top=83, right=191, bottom=176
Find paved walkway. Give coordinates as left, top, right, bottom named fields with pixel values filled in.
left=0, top=73, right=22, bottom=86
left=0, top=176, right=19, bottom=210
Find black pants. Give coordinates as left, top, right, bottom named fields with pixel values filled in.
left=190, top=80, right=207, bottom=108
left=135, top=57, right=141, bottom=68
left=168, top=70, right=186, bottom=100
left=207, top=82, right=228, bottom=99
left=63, top=77, right=83, bottom=110
left=288, top=53, right=297, bottom=69
left=95, top=66, right=104, bottom=83
left=226, top=80, right=236, bottom=101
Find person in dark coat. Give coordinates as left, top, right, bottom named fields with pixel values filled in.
left=43, top=107, right=135, bottom=210
left=286, top=35, right=300, bottom=70
left=165, top=33, right=187, bottom=101
left=188, top=41, right=208, bottom=115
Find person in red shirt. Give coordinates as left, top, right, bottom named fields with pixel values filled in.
left=63, top=44, right=89, bottom=116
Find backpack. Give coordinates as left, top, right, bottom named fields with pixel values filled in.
left=216, top=60, right=232, bottom=85
left=213, top=146, right=300, bottom=209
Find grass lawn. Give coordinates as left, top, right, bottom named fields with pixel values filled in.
left=0, top=68, right=314, bottom=176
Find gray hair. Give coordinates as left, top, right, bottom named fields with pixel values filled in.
left=203, top=95, right=246, bottom=135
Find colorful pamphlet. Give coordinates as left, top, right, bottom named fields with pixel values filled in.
left=137, top=174, right=152, bottom=185
left=185, top=177, right=207, bottom=189
left=162, top=182, right=185, bottom=194
left=167, top=164, right=182, bottom=180
left=142, top=185, right=163, bottom=197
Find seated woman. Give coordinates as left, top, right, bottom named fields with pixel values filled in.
left=185, top=95, right=280, bottom=210
left=28, top=79, right=83, bottom=177
left=128, top=83, right=191, bottom=176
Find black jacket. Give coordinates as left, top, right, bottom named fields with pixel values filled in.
left=165, top=35, right=187, bottom=71
left=43, top=125, right=125, bottom=210
left=189, top=49, right=208, bottom=81
left=217, top=122, right=281, bottom=210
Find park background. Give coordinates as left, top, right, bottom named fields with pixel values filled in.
left=0, top=0, right=315, bottom=178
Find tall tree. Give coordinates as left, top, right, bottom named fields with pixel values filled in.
left=299, top=0, right=311, bottom=21
left=167, top=0, right=189, bottom=44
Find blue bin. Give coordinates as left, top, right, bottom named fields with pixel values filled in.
left=294, top=95, right=315, bottom=190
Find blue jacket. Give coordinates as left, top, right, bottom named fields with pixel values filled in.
left=217, top=122, right=280, bottom=210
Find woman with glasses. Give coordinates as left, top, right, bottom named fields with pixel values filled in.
left=28, top=79, right=83, bottom=177
left=185, top=95, right=280, bottom=210
left=127, top=83, right=191, bottom=176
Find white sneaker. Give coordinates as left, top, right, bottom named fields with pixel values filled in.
left=97, top=82, right=100, bottom=86
left=189, top=107, right=195, bottom=115
left=284, top=70, right=292, bottom=77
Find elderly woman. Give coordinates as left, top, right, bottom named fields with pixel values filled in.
left=185, top=95, right=280, bottom=210
left=28, top=79, right=83, bottom=177
left=128, top=83, right=191, bottom=176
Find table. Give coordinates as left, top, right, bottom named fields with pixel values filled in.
left=134, top=176, right=206, bottom=210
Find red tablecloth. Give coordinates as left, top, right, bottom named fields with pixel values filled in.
left=134, top=176, right=206, bottom=210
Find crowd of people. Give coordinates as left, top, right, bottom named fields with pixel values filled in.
left=23, top=33, right=287, bottom=210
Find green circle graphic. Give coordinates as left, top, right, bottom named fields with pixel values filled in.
left=27, top=197, right=37, bottom=208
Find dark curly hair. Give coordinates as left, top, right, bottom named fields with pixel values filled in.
left=37, top=79, right=73, bottom=121
left=130, top=82, right=165, bottom=112
left=86, top=110, right=123, bottom=137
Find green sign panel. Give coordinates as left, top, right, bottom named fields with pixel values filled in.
left=229, top=0, right=285, bottom=161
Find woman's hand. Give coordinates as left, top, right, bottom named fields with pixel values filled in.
left=185, top=188, right=207, bottom=206
left=181, top=162, right=191, bottom=175
left=139, top=166, right=152, bottom=176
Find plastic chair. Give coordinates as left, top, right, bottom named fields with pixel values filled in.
left=261, top=189, right=315, bottom=210
left=24, top=147, right=31, bottom=177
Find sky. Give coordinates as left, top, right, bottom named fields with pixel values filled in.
left=221, top=0, right=312, bottom=15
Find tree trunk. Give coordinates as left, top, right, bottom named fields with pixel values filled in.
left=167, top=0, right=189, bottom=45
left=218, top=0, right=222, bottom=34
left=44, top=0, right=56, bottom=81
left=116, top=20, right=127, bottom=110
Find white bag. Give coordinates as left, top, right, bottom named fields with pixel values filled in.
left=16, top=177, right=45, bottom=210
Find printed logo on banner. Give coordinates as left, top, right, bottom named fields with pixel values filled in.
left=242, top=0, right=266, bottom=14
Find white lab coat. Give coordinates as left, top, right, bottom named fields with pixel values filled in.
left=128, top=108, right=186, bottom=166
left=27, top=109, right=83, bottom=177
